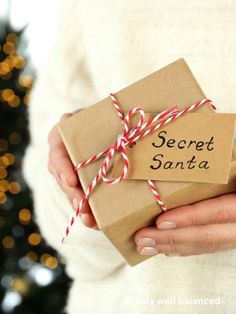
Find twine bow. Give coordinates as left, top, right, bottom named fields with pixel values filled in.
left=61, top=93, right=215, bottom=243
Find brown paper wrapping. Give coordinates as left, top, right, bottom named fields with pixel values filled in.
left=57, top=59, right=236, bottom=266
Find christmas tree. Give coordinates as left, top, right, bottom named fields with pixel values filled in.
left=0, top=20, right=71, bottom=314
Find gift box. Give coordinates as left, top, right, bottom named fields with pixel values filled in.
left=57, top=59, right=236, bottom=266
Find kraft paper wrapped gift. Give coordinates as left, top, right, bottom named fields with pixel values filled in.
left=57, top=59, right=236, bottom=266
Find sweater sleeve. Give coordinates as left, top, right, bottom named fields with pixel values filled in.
left=22, top=0, right=125, bottom=281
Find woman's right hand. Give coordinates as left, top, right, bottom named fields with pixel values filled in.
left=47, top=113, right=98, bottom=229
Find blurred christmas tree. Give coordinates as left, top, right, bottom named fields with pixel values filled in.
left=0, top=20, right=71, bottom=314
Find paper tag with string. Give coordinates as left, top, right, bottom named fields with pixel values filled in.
left=112, top=113, right=236, bottom=184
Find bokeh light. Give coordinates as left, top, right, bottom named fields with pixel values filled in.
left=11, top=277, right=30, bottom=296
left=18, top=208, right=31, bottom=225
left=12, top=225, right=24, bottom=237
left=28, top=265, right=54, bottom=287
left=2, top=88, right=15, bottom=101
left=1, top=290, right=22, bottom=312
left=0, top=191, right=7, bottom=204
left=2, top=236, right=15, bottom=249
left=28, top=233, right=41, bottom=246
left=13, top=55, right=25, bottom=69
left=18, top=74, right=33, bottom=88
left=26, top=251, right=38, bottom=263
left=0, top=138, right=8, bottom=151
left=40, top=254, right=58, bottom=269
left=8, top=181, right=21, bottom=194
left=8, top=95, right=20, bottom=107
left=0, top=167, right=7, bottom=179
left=0, top=180, right=9, bottom=191
left=23, top=93, right=30, bottom=105
left=2, top=153, right=15, bottom=166
left=3, top=42, right=15, bottom=55
left=6, top=33, right=18, bottom=44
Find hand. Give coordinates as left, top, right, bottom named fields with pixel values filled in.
left=47, top=113, right=98, bottom=229
left=134, top=193, right=236, bottom=257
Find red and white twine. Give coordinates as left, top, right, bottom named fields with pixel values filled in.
left=62, top=94, right=215, bottom=243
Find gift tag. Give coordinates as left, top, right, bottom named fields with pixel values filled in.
left=112, top=113, right=236, bottom=184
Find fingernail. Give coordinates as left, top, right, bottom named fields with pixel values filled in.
left=167, top=252, right=181, bottom=257
left=81, top=214, right=87, bottom=225
left=72, top=198, right=78, bottom=211
left=137, top=237, right=156, bottom=247
left=60, top=173, right=68, bottom=185
left=140, top=247, right=158, bottom=256
left=157, top=221, right=176, bottom=230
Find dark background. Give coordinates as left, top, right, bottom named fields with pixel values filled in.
left=0, top=20, right=71, bottom=314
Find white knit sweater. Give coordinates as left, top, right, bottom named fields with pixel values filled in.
left=22, top=1, right=236, bottom=313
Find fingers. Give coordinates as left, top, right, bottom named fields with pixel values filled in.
left=81, top=213, right=99, bottom=229
left=47, top=112, right=99, bottom=230
left=55, top=175, right=98, bottom=229
left=48, top=124, right=78, bottom=187
left=156, top=194, right=236, bottom=229
left=135, top=223, right=236, bottom=257
left=56, top=154, right=78, bottom=187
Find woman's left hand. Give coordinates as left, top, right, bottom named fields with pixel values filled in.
left=134, top=193, right=236, bottom=257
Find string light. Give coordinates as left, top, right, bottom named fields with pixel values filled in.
left=9, top=133, right=21, bottom=145
left=26, top=251, right=38, bottom=263
left=2, top=236, right=15, bottom=249
left=8, top=95, right=20, bottom=108
left=0, top=139, right=9, bottom=151
left=2, top=88, right=15, bottom=101
left=9, top=181, right=21, bottom=194
left=18, top=208, right=31, bottom=225
left=40, top=253, right=58, bottom=269
left=0, top=191, right=7, bottom=204
left=40, top=253, right=50, bottom=264
left=3, top=42, right=15, bottom=55
left=1, top=153, right=15, bottom=166
left=6, top=33, right=18, bottom=44
left=28, top=233, right=42, bottom=246
left=11, top=277, right=30, bottom=296
left=12, top=225, right=24, bottom=237
left=13, top=56, right=25, bottom=69
left=0, top=61, right=11, bottom=75
left=23, top=93, right=30, bottom=105
left=44, top=256, right=58, bottom=269
left=3, top=56, right=14, bottom=71
left=0, top=167, right=7, bottom=179
left=18, top=74, right=33, bottom=88
left=0, top=180, right=9, bottom=192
